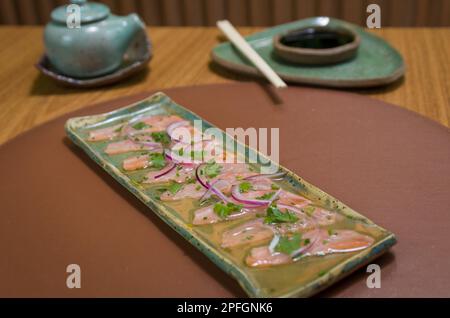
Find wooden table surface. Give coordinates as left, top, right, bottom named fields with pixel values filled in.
left=0, top=26, right=448, bottom=145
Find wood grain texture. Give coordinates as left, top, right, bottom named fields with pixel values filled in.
left=0, top=26, right=448, bottom=146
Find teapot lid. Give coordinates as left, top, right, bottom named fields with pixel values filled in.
left=51, top=0, right=110, bottom=24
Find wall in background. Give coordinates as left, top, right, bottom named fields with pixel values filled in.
left=0, top=0, right=449, bottom=26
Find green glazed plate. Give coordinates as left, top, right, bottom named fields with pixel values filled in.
left=212, top=17, right=405, bottom=87
left=65, top=92, right=396, bottom=297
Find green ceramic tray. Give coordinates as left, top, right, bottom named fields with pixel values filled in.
left=212, top=17, right=405, bottom=88
left=65, top=92, right=396, bottom=297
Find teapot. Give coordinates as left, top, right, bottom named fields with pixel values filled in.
left=44, top=0, right=151, bottom=78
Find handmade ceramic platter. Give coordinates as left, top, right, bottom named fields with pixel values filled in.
left=212, top=17, right=404, bottom=87
left=65, top=92, right=396, bottom=297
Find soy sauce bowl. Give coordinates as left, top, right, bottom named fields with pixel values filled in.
left=273, top=26, right=360, bottom=65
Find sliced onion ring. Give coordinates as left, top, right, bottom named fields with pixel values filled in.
left=231, top=184, right=281, bottom=207
left=153, top=161, right=176, bottom=179
left=200, top=179, right=229, bottom=202
left=195, top=163, right=209, bottom=189
left=268, top=234, right=280, bottom=253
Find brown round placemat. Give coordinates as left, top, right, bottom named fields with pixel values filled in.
left=0, top=83, right=449, bottom=297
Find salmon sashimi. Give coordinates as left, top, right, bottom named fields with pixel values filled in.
left=278, top=191, right=312, bottom=209
left=193, top=204, right=263, bottom=226
left=209, top=163, right=259, bottom=187
left=245, top=246, right=292, bottom=267
left=246, top=229, right=374, bottom=267
left=308, top=229, right=374, bottom=255
left=309, top=206, right=343, bottom=226
left=87, top=123, right=123, bottom=141
left=124, top=115, right=184, bottom=137
left=160, top=182, right=206, bottom=201
left=220, top=211, right=315, bottom=248
left=123, top=155, right=152, bottom=171
left=104, top=139, right=161, bottom=155
left=221, top=219, right=274, bottom=247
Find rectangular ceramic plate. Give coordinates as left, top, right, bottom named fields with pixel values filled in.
left=65, top=92, right=396, bottom=297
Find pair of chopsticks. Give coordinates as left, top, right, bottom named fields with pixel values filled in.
left=217, top=20, right=287, bottom=89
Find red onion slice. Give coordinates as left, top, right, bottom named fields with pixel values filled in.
left=195, top=163, right=209, bottom=189
left=153, top=161, right=176, bottom=179
left=230, top=184, right=281, bottom=207
left=200, top=179, right=229, bottom=202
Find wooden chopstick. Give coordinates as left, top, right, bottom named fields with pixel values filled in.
left=217, top=20, right=288, bottom=89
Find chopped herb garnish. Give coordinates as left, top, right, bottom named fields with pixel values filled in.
left=151, top=131, right=171, bottom=145
left=204, top=160, right=222, bottom=178
left=132, top=122, right=151, bottom=130
left=167, top=181, right=182, bottom=195
left=256, top=192, right=275, bottom=200
left=275, top=233, right=302, bottom=255
left=318, top=270, right=327, bottom=277
left=327, top=228, right=336, bottom=236
left=302, top=206, right=316, bottom=217
left=114, top=126, right=123, bottom=133
left=271, top=183, right=280, bottom=190
left=178, top=148, right=184, bottom=156
left=149, top=152, right=166, bottom=169
left=304, top=238, right=311, bottom=245
left=264, top=205, right=299, bottom=224
left=213, top=202, right=243, bottom=219
left=238, top=181, right=253, bottom=193
left=186, top=177, right=196, bottom=184
left=195, top=185, right=201, bottom=191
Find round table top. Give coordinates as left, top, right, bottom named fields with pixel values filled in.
left=0, top=83, right=449, bottom=297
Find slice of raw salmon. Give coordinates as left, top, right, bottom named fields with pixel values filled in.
left=246, top=229, right=374, bottom=267
left=105, top=139, right=161, bottom=155
left=87, top=123, right=123, bottom=141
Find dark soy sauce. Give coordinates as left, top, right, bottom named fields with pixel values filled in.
left=280, top=28, right=354, bottom=49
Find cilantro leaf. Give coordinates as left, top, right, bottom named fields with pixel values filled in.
left=264, top=205, right=299, bottom=224
left=271, top=183, right=280, bottom=190
left=302, top=206, right=316, bottom=217
left=275, top=233, right=303, bottom=255
left=132, top=122, right=151, bottom=130
left=213, top=202, right=243, bottom=219
left=151, top=131, right=171, bottom=145
left=204, top=161, right=222, bottom=178
left=256, top=192, right=275, bottom=200
left=149, top=152, right=166, bottom=169
left=238, top=181, right=253, bottom=193
left=167, top=181, right=182, bottom=195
